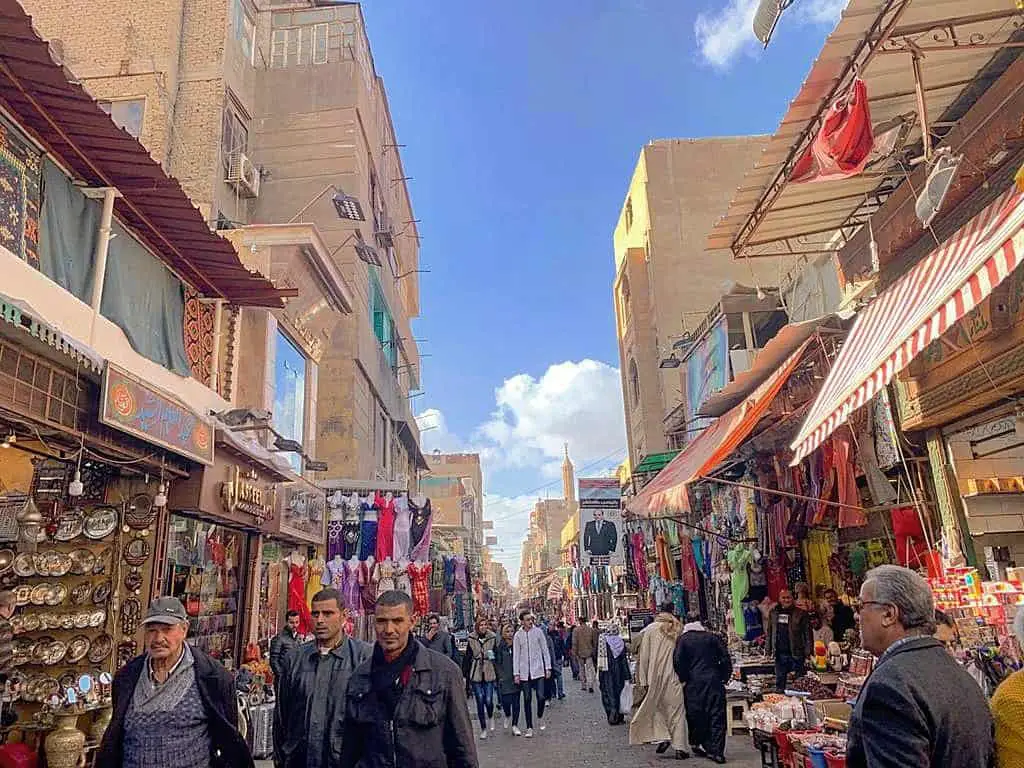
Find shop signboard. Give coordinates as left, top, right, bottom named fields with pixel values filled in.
left=628, top=608, right=654, bottom=635
left=685, top=318, right=730, bottom=426
left=277, top=481, right=326, bottom=544
left=100, top=363, right=214, bottom=465
left=578, top=477, right=624, bottom=567
left=220, top=464, right=276, bottom=524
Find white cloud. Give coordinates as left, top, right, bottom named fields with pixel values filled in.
left=694, top=0, right=846, bottom=70
left=694, top=0, right=760, bottom=70
left=477, top=359, right=626, bottom=476
left=416, top=359, right=628, bottom=585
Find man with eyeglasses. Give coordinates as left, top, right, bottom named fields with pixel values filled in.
left=847, top=565, right=992, bottom=768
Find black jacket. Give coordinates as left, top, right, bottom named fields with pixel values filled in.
left=847, top=637, right=993, bottom=768
left=493, top=640, right=517, bottom=697
left=547, top=629, right=566, bottom=662
left=583, top=519, right=618, bottom=557
left=274, top=637, right=372, bottom=768
left=270, top=627, right=301, bottom=682
left=766, top=606, right=813, bottom=659
left=673, top=629, right=732, bottom=685
left=97, top=647, right=252, bottom=768
left=831, top=602, right=856, bottom=640
left=341, top=641, right=478, bottom=768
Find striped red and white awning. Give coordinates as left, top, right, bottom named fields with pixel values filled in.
left=791, top=187, right=1024, bottom=465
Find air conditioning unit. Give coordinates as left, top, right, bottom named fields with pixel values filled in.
left=375, top=213, right=395, bottom=248
left=226, top=152, right=260, bottom=198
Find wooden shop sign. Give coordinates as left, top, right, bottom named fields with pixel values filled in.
left=220, top=465, right=276, bottom=523
left=100, top=363, right=214, bottom=465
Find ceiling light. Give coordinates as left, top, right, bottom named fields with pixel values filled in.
left=1, top=433, right=14, bottom=448
left=659, top=354, right=682, bottom=369
left=753, top=0, right=795, bottom=47
left=915, top=149, right=963, bottom=228
left=68, top=470, right=84, bottom=498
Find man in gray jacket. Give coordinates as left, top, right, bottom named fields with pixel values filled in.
left=274, top=588, right=370, bottom=768
left=847, top=565, right=993, bottom=768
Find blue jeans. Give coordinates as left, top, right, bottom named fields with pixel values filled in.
left=551, top=663, right=564, bottom=698
left=471, top=681, right=495, bottom=728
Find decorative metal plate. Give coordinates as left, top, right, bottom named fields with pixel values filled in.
left=87, top=634, right=112, bottom=663
left=126, top=494, right=157, bottom=530
left=68, top=549, right=96, bottom=576
left=65, top=636, right=90, bottom=664
left=122, top=538, right=150, bottom=567
left=83, top=507, right=118, bottom=540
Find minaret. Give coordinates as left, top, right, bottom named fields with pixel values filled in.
left=562, top=443, right=576, bottom=504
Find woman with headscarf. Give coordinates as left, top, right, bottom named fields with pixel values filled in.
left=993, top=607, right=1024, bottom=767
left=597, top=622, right=631, bottom=725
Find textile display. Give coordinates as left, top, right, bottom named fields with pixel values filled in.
left=288, top=563, right=312, bottom=636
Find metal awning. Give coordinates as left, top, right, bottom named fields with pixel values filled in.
left=707, top=0, right=1024, bottom=261
left=0, top=1, right=293, bottom=307
left=633, top=451, right=681, bottom=474
left=791, top=186, right=1024, bottom=463
left=628, top=339, right=812, bottom=515
left=0, top=292, right=103, bottom=374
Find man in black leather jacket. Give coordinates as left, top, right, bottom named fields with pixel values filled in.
left=341, top=591, right=477, bottom=768
left=275, top=589, right=371, bottom=768
left=270, top=610, right=302, bottom=688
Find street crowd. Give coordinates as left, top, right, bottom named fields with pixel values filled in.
left=86, top=564, right=1024, bottom=768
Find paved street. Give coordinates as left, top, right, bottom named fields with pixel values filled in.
left=472, top=686, right=762, bottom=768
left=256, top=683, right=764, bottom=767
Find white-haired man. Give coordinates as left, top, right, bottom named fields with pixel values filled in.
left=848, top=565, right=993, bottom=768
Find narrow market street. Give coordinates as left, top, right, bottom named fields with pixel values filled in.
left=256, top=685, right=762, bottom=768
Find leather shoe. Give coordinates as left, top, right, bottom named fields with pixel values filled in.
left=656, top=742, right=671, bottom=754
left=673, top=750, right=690, bottom=760
left=691, top=747, right=708, bottom=758
left=710, top=757, right=726, bottom=764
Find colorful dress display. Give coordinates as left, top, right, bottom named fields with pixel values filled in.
left=407, top=561, right=431, bottom=616
left=359, top=558, right=379, bottom=614
left=392, top=495, right=412, bottom=561
left=375, top=493, right=395, bottom=562
left=323, top=557, right=346, bottom=591
left=359, top=498, right=379, bottom=561
left=342, top=559, right=362, bottom=616
left=409, top=497, right=433, bottom=561
left=288, top=562, right=312, bottom=635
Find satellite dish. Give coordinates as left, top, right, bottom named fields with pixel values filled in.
left=915, top=149, right=963, bottom=228
left=753, top=0, right=795, bottom=47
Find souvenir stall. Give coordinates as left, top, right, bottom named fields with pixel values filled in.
left=0, top=340, right=193, bottom=765
left=164, top=433, right=288, bottom=668
left=255, top=475, right=325, bottom=649
left=321, top=483, right=434, bottom=641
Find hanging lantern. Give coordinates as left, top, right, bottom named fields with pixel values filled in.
left=16, top=497, right=44, bottom=553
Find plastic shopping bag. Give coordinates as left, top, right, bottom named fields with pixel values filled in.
left=619, top=681, right=634, bottom=714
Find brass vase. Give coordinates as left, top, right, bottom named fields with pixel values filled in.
left=89, top=707, right=112, bottom=743
left=44, top=714, right=86, bottom=768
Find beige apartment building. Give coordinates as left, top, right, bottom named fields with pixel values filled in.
left=613, top=138, right=783, bottom=474
left=423, top=452, right=485, bottom=565
left=22, top=0, right=427, bottom=485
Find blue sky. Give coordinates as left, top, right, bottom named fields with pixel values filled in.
left=360, top=0, right=845, bottom=581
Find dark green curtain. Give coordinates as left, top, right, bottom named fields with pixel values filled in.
left=38, top=157, right=98, bottom=301
left=37, top=158, right=192, bottom=377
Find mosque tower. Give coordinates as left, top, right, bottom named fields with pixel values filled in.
left=562, top=443, right=576, bottom=504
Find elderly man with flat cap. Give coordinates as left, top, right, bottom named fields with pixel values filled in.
left=97, top=596, right=253, bottom=768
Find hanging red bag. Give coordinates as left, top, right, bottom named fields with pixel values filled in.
left=790, top=78, right=874, bottom=184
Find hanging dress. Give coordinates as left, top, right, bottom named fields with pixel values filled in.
left=375, top=492, right=396, bottom=562
left=376, top=559, right=397, bottom=597
left=288, top=562, right=312, bottom=635
left=454, top=555, right=468, bottom=594
left=409, top=497, right=433, bottom=561
left=392, top=495, right=412, bottom=561
left=359, top=559, right=379, bottom=614
left=305, top=558, right=325, bottom=608
left=324, top=557, right=346, bottom=591
left=395, top=562, right=411, bottom=595
left=359, top=497, right=379, bottom=561
left=342, top=559, right=362, bottom=616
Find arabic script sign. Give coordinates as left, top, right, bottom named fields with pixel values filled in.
left=100, top=363, right=214, bottom=465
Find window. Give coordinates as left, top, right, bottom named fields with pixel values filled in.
left=312, top=23, right=329, bottom=64
left=221, top=106, right=248, bottom=172
left=98, top=98, right=145, bottom=138
left=274, top=330, right=307, bottom=472
left=232, top=0, right=255, bottom=65
left=370, top=270, right=398, bottom=368
left=624, top=197, right=633, bottom=232
left=271, top=27, right=305, bottom=68
left=629, top=359, right=640, bottom=408
left=619, top=275, right=631, bottom=322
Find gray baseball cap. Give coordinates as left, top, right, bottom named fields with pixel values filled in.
left=141, top=596, right=188, bottom=626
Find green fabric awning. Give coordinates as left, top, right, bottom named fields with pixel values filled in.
left=633, top=450, right=680, bottom=474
